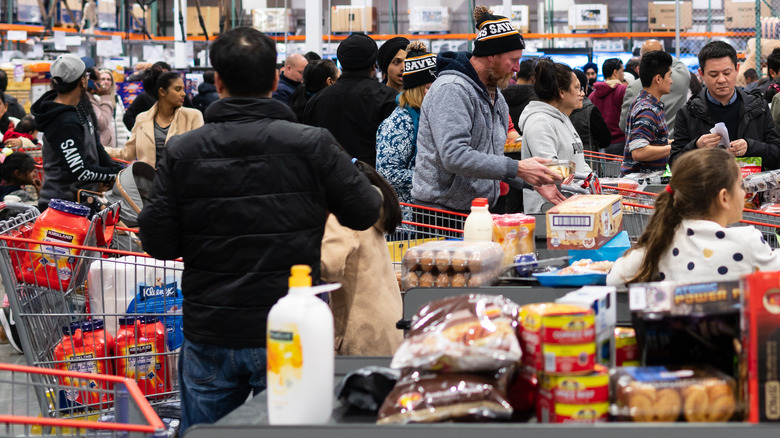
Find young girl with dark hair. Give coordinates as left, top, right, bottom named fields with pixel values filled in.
left=518, top=57, right=591, bottom=213
left=320, top=159, right=404, bottom=356
left=0, top=151, right=40, bottom=203
left=106, top=70, right=203, bottom=167
left=608, top=148, right=780, bottom=286
left=289, top=60, right=339, bottom=122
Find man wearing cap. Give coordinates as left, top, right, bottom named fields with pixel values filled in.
left=412, top=6, right=562, bottom=214
left=377, top=36, right=409, bottom=93
left=31, top=54, right=122, bottom=211
left=303, top=33, right=397, bottom=167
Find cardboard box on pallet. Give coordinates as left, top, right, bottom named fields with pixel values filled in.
left=97, top=0, right=117, bottom=29
left=408, top=7, right=450, bottom=33
left=187, top=6, right=221, bottom=37
left=546, top=195, right=623, bottom=250
left=488, top=5, right=530, bottom=33
left=58, top=0, right=83, bottom=26
left=724, top=0, right=770, bottom=29
left=741, top=271, right=780, bottom=422
left=130, top=4, right=153, bottom=32
left=647, top=1, right=692, bottom=30
left=331, top=6, right=377, bottom=33
left=252, top=8, right=296, bottom=34
left=567, top=4, right=608, bottom=31
left=16, top=0, right=42, bottom=23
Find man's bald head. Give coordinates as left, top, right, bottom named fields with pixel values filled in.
left=641, top=39, right=664, bottom=56
left=284, top=53, right=307, bottom=83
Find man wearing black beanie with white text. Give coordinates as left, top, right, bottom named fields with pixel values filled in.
left=303, top=33, right=397, bottom=167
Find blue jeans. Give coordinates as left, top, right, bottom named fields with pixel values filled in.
left=179, top=337, right=267, bottom=433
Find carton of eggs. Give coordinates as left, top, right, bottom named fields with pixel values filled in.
left=401, top=241, right=504, bottom=290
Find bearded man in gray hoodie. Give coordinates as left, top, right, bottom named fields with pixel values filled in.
left=412, top=6, right=562, bottom=214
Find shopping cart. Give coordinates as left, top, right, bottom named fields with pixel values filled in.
left=584, top=150, right=623, bottom=179
left=739, top=209, right=780, bottom=248
left=387, top=203, right=466, bottom=267
left=0, top=204, right=183, bottom=423
left=0, top=363, right=165, bottom=437
left=601, top=184, right=657, bottom=242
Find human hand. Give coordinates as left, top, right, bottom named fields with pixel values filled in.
left=728, top=139, right=748, bottom=157
left=32, top=179, right=41, bottom=195
left=95, top=82, right=111, bottom=96
left=695, top=133, right=722, bottom=149
left=517, top=157, right=562, bottom=186
left=535, top=184, right=566, bottom=204
left=3, top=138, right=22, bottom=149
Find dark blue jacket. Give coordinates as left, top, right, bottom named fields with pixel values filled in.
left=193, top=82, right=219, bottom=114
left=271, top=72, right=300, bottom=105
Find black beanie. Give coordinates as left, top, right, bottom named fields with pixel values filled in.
left=402, top=42, right=437, bottom=90
left=472, top=5, right=525, bottom=57
left=337, top=33, right=378, bottom=71
left=378, top=37, right=410, bottom=75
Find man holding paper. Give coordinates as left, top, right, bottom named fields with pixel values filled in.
left=670, top=41, right=780, bottom=169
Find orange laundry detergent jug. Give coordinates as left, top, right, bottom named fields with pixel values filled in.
left=6, top=220, right=34, bottom=282
left=22, top=199, right=91, bottom=291
left=115, top=316, right=170, bottom=398
left=53, top=319, right=114, bottom=410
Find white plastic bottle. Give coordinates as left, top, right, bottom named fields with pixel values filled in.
left=267, top=265, right=340, bottom=424
left=463, top=198, right=494, bottom=241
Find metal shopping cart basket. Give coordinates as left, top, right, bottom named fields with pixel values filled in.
left=0, top=363, right=165, bottom=437
left=387, top=203, right=466, bottom=268
left=0, top=204, right=183, bottom=423
left=584, top=150, right=623, bottom=179
left=600, top=184, right=657, bottom=242
left=739, top=209, right=780, bottom=248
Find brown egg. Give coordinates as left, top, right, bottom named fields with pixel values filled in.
left=419, top=272, right=434, bottom=287
left=435, top=273, right=451, bottom=287
left=467, top=274, right=483, bottom=287
left=451, top=250, right=467, bottom=273
left=467, top=251, right=483, bottom=273
left=402, top=248, right=420, bottom=270
left=403, top=271, right=419, bottom=289
left=451, top=273, right=467, bottom=287
left=434, top=251, right=451, bottom=273
left=419, top=250, right=435, bottom=272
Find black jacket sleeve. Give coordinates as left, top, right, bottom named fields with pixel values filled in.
left=123, top=94, right=152, bottom=131
left=669, top=107, right=700, bottom=165
left=47, top=120, right=119, bottom=182
left=137, top=148, right=181, bottom=260
left=746, top=107, right=780, bottom=170
left=7, top=102, right=26, bottom=119
left=590, top=106, right=612, bottom=150
left=321, top=137, right=381, bottom=231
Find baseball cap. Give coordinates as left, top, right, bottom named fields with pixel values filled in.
left=51, top=54, right=86, bottom=84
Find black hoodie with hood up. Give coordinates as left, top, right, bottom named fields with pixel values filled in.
left=32, top=89, right=122, bottom=209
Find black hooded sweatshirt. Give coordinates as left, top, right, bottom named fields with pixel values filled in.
left=31, top=89, right=121, bottom=208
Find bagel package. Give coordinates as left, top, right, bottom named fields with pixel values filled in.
left=376, top=369, right=513, bottom=424
left=401, top=241, right=504, bottom=289
left=390, top=294, right=521, bottom=372
left=612, top=366, right=741, bottom=422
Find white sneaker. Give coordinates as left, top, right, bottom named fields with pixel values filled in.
left=0, top=307, right=23, bottom=354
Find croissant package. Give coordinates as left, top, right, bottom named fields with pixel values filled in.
left=390, top=294, right=521, bottom=372
left=612, top=366, right=741, bottom=422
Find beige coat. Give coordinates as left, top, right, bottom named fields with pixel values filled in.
left=320, top=214, right=404, bottom=356
left=105, top=102, right=203, bottom=167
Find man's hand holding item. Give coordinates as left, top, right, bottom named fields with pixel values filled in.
left=517, top=157, right=562, bottom=186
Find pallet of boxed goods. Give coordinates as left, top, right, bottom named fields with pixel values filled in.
left=252, top=8, right=296, bottom=34
left=647, top=1, right=692, bottom=30
left=568, top=4, right=608, bottom=31
left=408, top=6, right=450, bottom=34
left=331, top=6, right=377, bottom=33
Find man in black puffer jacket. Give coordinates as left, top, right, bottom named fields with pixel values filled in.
left=138, top=27, right=381, bottom=433
left=671, top=41, right=780, bottom=169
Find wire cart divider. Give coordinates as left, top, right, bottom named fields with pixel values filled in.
left=0, top=363, right=165, bottom=437
left=0, top=204, right=182, bottom=430
left=387, top=203, right=466, bottom=268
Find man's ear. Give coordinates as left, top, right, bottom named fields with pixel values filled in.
left=214, top=71, right=227, bottom=98
left=271, top=69, right=280, bottom=92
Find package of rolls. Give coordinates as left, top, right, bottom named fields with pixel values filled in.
left=401, top=241, right=504, bottom=289
left=611, top=366, right=740, bottom=422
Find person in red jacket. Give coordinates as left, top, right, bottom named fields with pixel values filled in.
left=589, top=58, right=627, bottom=155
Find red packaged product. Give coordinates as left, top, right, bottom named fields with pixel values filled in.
left=53, top=319, right=114, bottom=409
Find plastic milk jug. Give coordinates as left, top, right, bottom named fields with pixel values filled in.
left=267, top=265, right=340, bottom=424
left=463, top=198, right=494, bottom=241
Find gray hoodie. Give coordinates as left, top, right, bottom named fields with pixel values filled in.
left=518, top=100, right=590, bottom=213
left=411, top=51, right=521, bottom=212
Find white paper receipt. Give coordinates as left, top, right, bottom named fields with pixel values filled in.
left=710, top=122, right=730, bottom=149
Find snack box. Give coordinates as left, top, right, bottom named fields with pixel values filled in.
left=612, top=366, right=740, bottom=422
left=556, top=286, right=617, bottom=367
left=401, top=241, right=504, bottom=289
left=546, top=195, right=623, bottom=250
left=741, top=271, right=780, bottom=422
left=629, top=280, right=740, bottom=316
left=615, top=327, right=640, bottom=367
left=492, top=213, right=535, bottom=267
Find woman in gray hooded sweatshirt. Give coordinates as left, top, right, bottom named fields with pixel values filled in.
left=518, top=58, right=591, bottom=213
